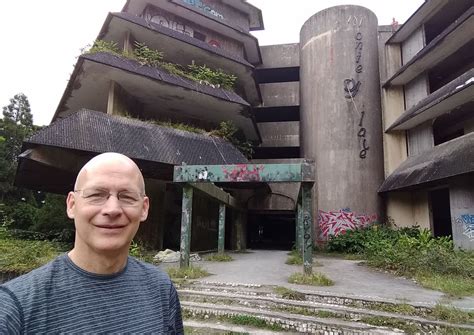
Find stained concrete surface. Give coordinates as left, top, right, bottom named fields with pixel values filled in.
left=161, top=250, right=474, bottom=311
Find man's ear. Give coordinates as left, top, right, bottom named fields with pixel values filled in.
left=66, top=192, right=76, bottom=219
left=140, top=196, right=150, bottom=222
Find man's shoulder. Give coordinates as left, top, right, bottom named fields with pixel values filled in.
left=2, top=254, right=66, bottom=292
left=127, top=257, right=171, bottom=282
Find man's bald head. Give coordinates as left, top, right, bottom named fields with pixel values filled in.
left=74, top=153, right=145, bottom=193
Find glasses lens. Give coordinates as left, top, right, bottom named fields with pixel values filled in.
left=81, top=189, right=109, bottom=205
left=118, top=191, right=141, bottom=206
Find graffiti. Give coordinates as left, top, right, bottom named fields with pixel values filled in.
left=208, top=39, right=221, bottom=48
left=347, top=15, right=364, bottom=27
left=357, top=109, right=370, bottom=159
left=318, top=208, right=377, bottom=239
left=343, top=78, right=361, bottom=99
left=454, top=214, right=474, bottom=240
left=182, top=0, right=224, bottom=19
left=150, top=15, right=194, bottom=36
left=221, top=164, right=264, bottom=182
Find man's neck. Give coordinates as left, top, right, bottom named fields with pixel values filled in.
left=68, top=248, right=128, bottom=275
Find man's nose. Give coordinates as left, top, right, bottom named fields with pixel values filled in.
left=101, top=194, right=123, bottom=215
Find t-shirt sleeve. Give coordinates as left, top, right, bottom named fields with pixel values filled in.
left=168, top=283, right=184, bottom=335
left=0, top=287, right=22, bottom=335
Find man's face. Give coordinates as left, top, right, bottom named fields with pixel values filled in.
left=66, top=159, right=149, bottom=256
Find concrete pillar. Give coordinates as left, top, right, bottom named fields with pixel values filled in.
left=450, top=177, right=474, bottom=250
left=179, top=185, right=193, bottom=268
left=300, top=6, right=384, bottom=242
left=218, top=203, right=226, bottom=254
left=296, top=202, right=303, bottom=254
left=302, top=183, right=313, bottom=274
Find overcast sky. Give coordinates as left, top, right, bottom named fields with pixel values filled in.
left=0, top=0, right=423, bottom=126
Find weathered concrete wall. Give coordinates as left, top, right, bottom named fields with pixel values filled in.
left=259, top=82, right=299, bottom=107
left=259, top=43, right=300, bottom=69
left=229, top=209, right=247, bottom=250
left=407, top=121, right=433, bottom=156
left=258, top=121, right=299, bottom=147
left=401, top=26, right=425, bottom=65
left=300, top=6, right=384, bottom=240
left=464, top=118, right=474, bottom=134
left=404, top=75, right=429, bottom=109
left=386, top=191, right=430, bottom=230
left=191, top=192, right=218, bottom=251
left=450, top=176, right=474, bottom=250
left=136, top=179, right=166, bottom=249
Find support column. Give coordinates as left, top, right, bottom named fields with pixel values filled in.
left=302, top=183, right=313, bottom=274
left=180, top=185, right=193, bottom=268
left=218, top=203, right=226, bottom=254
left=296, top=201, right=303, bottom=255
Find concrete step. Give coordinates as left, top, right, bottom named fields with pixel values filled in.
left=182, top=300, right=406, bottom=334
left=184, top=320, right=286, bottom=334
left=178, top=289, right=474, bottom=334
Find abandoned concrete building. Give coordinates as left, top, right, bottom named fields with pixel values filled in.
left=15, top=0, right=474, bottom=255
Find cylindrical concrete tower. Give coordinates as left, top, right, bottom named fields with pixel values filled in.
left=300, top=6, right=384, bottom=241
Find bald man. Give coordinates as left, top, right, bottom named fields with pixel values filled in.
left=0, top=153, right=184, bottom=334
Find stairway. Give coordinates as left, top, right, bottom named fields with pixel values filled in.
left=178, top=281, right=474, bottom=334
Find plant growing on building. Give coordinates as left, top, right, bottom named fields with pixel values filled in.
left=87, top=40, right=121, bottom=56
left=133, top=41, right=164, bottom=67
left=188, top=62, right=237, bottom=90
left=211, top=121, right=254, bottom=159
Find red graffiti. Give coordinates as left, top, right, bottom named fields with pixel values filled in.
left=208, top=39, right=221, bottom=48
left=318, top=209, right=377, bottom=239
left=221, top=164, right=264, bottom=182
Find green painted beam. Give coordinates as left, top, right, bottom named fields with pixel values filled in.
left=296, top=202, right=303, bottom=255
left=218, top=204, right=226, bottom=254
left=180, top=185, right=193, bottom=268
left=301, top=183, right=313, bottom=274
left=174, top=163, right=314, bottom=183
left=190, top=183, right=244, bottom=210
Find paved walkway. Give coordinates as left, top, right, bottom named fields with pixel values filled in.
left=160, top=250, right=474, bottom=310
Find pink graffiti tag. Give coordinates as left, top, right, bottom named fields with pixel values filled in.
left=318, top=209, right=377, bottom=239
left=221, top=165, right=264, bottom=182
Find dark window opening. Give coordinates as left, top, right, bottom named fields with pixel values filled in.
left=193, top=31, right=206, bottom=42
left=424, top=0, right=472, bottom=44
left=433, top=101, right=472, bottom=145
left=430, top=188, right=452, bottom=238
left=428, top=40, right=474, bottom=93
left=247, top=212, right=295, bottom=250
left=255, top=67, right=299, bottom=84
left=254, top=106, right=300, bottom=122
left=253, top=146, right=300, bottom=159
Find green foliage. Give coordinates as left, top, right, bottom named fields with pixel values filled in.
left=87, top=39, right=121, bottom=55
left=205, top=253, right=233, bottom=262
left=273, top=286, right=306, bottom=300
left=430, top=304, right=474, bottom=324
left=286, top=249, right=303, bottom=265
left=0, top=228, right=65, bottom=273
left=211, top=121, right=254, bottom=158
left=227, top=315, right=283, bottom=331
left=167, top=266, right=210, bottom=279
left=359, top=316, right=421, bottom=334
left=288, top=272, right=334, bottom=286
left=133, top=41, right=164, bottom=67
left=188, top=62, right=236, bottom=90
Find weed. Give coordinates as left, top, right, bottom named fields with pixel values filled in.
left=273, top=286, right=306, bottom=300
left=205, top=253, right=233, bottom=262
left=415, top=273, right=474, bottom=298
left=166, top=266, right=210, bottom=280
left=288, top=272, right=334, bottom=286
left=430, top=304, right=474, bottom=324
left=360, top=316, right=421, bottom=334
left=286, top=254, right=303, bottom=265
left=226, top=315, right=284, bottom=331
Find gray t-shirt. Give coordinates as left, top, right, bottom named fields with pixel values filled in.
left=0, top=254, right=183, bottom=334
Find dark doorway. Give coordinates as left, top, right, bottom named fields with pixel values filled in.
left=247, top=212, right=295, bottom=250
left=430, top=188, right=452, bottom=237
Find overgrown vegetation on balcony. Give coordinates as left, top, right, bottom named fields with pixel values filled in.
left=86, top=40, right=237, bottom=90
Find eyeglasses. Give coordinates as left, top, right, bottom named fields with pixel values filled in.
left=74, top=189, right=144, bottom=207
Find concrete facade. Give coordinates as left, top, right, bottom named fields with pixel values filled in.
left=16, top=0, right=474, bottom=251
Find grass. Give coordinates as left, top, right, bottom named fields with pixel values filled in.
left=166, top=266, right=210, bottom=280
left=273, top=286, right=306, bottom=300
left=0, top=233, right=65, bottom=273
left=360, top=316, right=421, bottom=334
left=288, top=272, right=334, bottom=286
left=226, top=315, right=284, bottom=331
left=205, top=253, right=233, bottom=262
left=430, top=304, right=474, bottom=324
left=415, top=273, right=474, bottom=298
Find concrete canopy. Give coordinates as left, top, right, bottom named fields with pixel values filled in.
left=16, top=109, right=249, bottom=193
left=97, top=12, right=262, bottom=105
left=121, top=0, right=262, bottom=64
left=53, top=52, right=260, bottom=141
left=387, top=68, right=474, bottom=131
left=378, top=132, right=474, bottom=193
left=384, top=8, right=474, bottom=87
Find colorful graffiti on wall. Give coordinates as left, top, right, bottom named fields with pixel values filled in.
left=221, top=164, right=264, bottom=182
left=454, top=214, right=474, bottom=241
left=318, top=208, right=377, bottom=239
